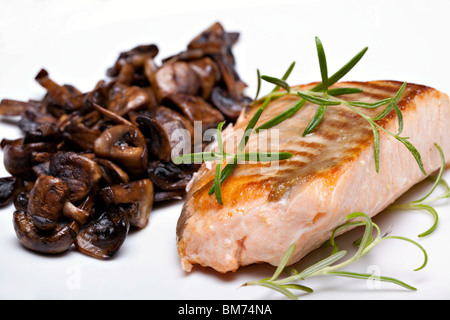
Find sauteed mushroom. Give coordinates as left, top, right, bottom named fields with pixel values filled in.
left=27, top=175, right=69, bottom=230
left=0, top=22, right=246, bottom=259
left=163, top=93, right=224, bottom=130
left=150, top=61, right=201, bottom=102
left=1, top=138, right=57, bottom=180
left=49, top=151, right=102, bottom=203
left=93, top=124, right=148, bottom=176
left=75, top=207, right=130, bottom=259
left=101, top=179, right=154, bottom=229
left=0, top=177, right=18, bottom=207
left=135, top=107, right=193, bottom=162
left=13, top=210, right=76, bottom=254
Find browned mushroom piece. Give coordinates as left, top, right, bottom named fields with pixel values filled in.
left=75, top=206, right=130, bottom=259
left=107, top=44, right=159, bottom=78
left=101, top=179, right=154, bottom=229
left=35, top=69, right=84, bottom=116
left=93, top=124, right=148, bottom=176
left=0, top=99, right=42, bottom=116
left=210, top=86, right=251, bottom=121
left=13, top=210, right=76, bottom=254
left=154, top=188, right=185, bottom=202
left=94, top=157, right=130, bottom=185
left=18, top=111, right=62, bottom=144
left=147, top=160, right=199, bottom=191
left=0, top=176, right=18, bottom=207
left=187, top=22, right=228, bottom=55
left=62, top=200, right=91, bottom=226
left=107, top=83, right=150, bottom=116
left=188, top=57, right=220, bottom=100
left=49, top=151, right=103, bottom=203
left=163, top=93, right=225, bottom=130
left=27, top=175, right=70, bottom=230
left=150, top=61, right=201, bottom=102
left=1, top=138, right=57, bottom=180
left=136, top=106, right=193, bottom=162
left=62, top=118, right=102, bottom=151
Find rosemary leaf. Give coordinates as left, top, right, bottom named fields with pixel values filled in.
left=327, top=271, right=417, bottom=291
left=395, top=136, right=426, bottom=175
left=236, top=152, right=293, bottom=162
left=214, top=161, right=223, bottom=205
left=303, top=105, right=327, bottom=136
left=256, top=281, right=299, bottom=300
left=297, top=250, right=347, bottom=278
left=413, top=143, right=445, bottom=203
left=369, top=122, right=381, bottom=173
left=371, top=82, right=407, bottom=121
left=173, top=151, right=219, bottom=164
left=282, top=283, right=314, bottom=293
left=256, top=99, right=306, bottom=131
left=216, top=121, right=225, bottom=156
left=311, top=46, right=368, bottom=92
left=380, top=235, right=428, bottom=271
left=270, top=243, right=296, bottom=281
left=347, top=98, right=392, bottom=109
left=327, top=87, right=363, bottom=96
left=297, top=92, right=341, bottom=106
left=254, top=68, right=261, bottom=101
left=315, top=37, right=329, bottom=95
left=261, top=75, right=291, bottom=93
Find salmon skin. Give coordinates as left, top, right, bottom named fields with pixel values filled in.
left=176, top=80, right=450, bottom=273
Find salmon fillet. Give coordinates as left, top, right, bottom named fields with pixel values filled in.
left=176, top=80, right=450, bottom=273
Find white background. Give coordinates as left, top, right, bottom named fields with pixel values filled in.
left=0, top=0, right=449, bottom=300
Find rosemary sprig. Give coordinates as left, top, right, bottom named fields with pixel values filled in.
left=254, top=37, right=424, bottom=174
left=243, top=142, right=448, bottom=299
left=388, top=142, right=449, bottom=237
left=173, top=111, right=293, bottom=204
left=254, top=44, right=368, bottom=131
left=242, top=212, right=427, bottom=300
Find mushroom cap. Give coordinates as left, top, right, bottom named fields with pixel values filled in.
left=13, top=210, right=76, bottom=254
left=93, top=124, right=148, bottom=176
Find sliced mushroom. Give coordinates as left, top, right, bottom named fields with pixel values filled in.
left=93, top=124, right=148, bottom=176
left=150, top=61, right=201, bottom=102
left=210, top=86, right=250, bottom=121
left=49, top=151, right=103, bottom=203
left=136, top=106, right=193, bottom=162
left=94, top=157, right=130, bottom=185
left=0, top=176, right=18, bottom=207
left=163, top=93, right=225, bottom=130
left=13, top=210, right=76, bottom=254
left=107, top=83, right=150, bottom=116
left=62, top=118, right=102, bottom=151
left=101, top=179, right=154, bottom=229
left=107, top=44, right=159, bottom=78
left=35, top=69, right=83, bottom=116
left=188, top=57, right=220, bottom=100
left=75, top=207, right=130, bottom=259
left=0, top=99, right=42, bottom=116
left=27, top=175, right=70, bottom=230
left=1, top=138, right=57, bottom=180
left=147, top=160, right=198, bottom=191
left=62, top=200, right=91, bottom=225
left=154, top=188, right=185, bottom=202
left=187, top=21, right=228, bottom=55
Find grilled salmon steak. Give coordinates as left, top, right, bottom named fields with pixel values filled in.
left=176, top=80, right=450, bottom=273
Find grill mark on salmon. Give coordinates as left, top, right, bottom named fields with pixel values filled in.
left=176, top=80, right=450, bottom=273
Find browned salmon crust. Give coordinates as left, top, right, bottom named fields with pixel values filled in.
left=176, top=80, right=450, bottom=273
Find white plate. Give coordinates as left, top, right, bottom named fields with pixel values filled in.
left=1, top=0, right=450, bottom=300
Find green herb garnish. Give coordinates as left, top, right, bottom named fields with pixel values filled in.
left=243, top=142, right=447, bottom=299
left=254, top=37, right=425, bottom=175
left=242, top=212, right=427, bottom=300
